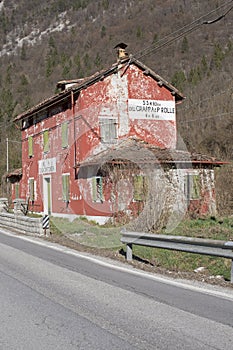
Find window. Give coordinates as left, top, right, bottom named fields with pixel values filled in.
left=28, top=136, right=33, bottom=157
left=29, top=178, right=35, bottom=202
left=133, top=175, right=148, bottom=201
left=61, top=122, right=69, bottom=148
left=92, top=176, right=104, bottom=202
left=99, top=118, right=117, bottom=143
left=62, top=174, right=70, bottom=202
left=184, top=174, right=200, bottom=202
left=43, top=130, right=49, bottom=153
left=15, top=183, right=19, bottom=199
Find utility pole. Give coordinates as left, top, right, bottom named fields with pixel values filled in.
left=6, top=137, right=9, bottom=173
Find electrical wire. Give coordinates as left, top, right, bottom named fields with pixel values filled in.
left=178, top=111, right=233, bottom=124
left=135, top=0, right=233, bottom=61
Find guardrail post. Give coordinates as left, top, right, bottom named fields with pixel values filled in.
left=231, top=259, right=233, bottom=284
left=126, top=243, right=133, bottom=261
left=42, top=215, right=50, bottom=236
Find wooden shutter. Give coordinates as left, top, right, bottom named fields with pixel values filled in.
left=133, top=175, right=147, bottom=201
left=15, top=183, right=19, bottom=199
left=61, top=122, right=68, bottom=148
left=92, top=177, right=104, bottom=202
left=43, top=130, right=49, bottom=153
left=92, top=177, right=97, bottom=202
left=191, top=174, right=200, bottom=199
left=28, top=136, right=33, bottom=157
left=62, top=174, right=70, bottom=201
left=100, top=118, right=117, bottom=143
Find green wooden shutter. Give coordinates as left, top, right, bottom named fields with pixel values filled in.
left=62, top=174, right=70, bottom=201
left=97, top=177, right=103, bottom=201
left=61, top=122, right=68, bottom=148
left=15, top=183, right=19, bottom=199
left=92, top=177, right=104, bottom=202
left=133, top=175, right=144, bottom=201
left=43, top=130, right=49, bottom=153
left=92, top=177, right=97, bottom=202
left=28, top=136, right=33, bottom=157
left=191, top=175, right=200, bottom=199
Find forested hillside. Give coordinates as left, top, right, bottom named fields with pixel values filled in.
left=0, top=0, right=232, bottom=213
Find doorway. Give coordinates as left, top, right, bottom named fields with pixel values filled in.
left=43, top=176, right=52, bottom=215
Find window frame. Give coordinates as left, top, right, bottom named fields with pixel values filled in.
left=61, top=121, right=69, bottom=148
left=62, top=173, right=70, bottom=202
left=133, top=174, right=148, bottom=202
left=99, top=118, right=117, bottom=144
left=43, top=130, right=50, bottom=153
left=28, top=136, right=33, bottom=157
left=92, top=176, right=104, bottom=203
left=184, top=173, right=200, bottom=202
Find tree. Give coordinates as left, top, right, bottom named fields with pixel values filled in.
left=181, top=36, right=189, bottom=53
left=212, top=42, right=224, bottom=70
left=171, top=70, right=186, bottom=91
left=101, top=25, right=106, bottom=38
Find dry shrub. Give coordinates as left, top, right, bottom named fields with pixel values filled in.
left=215, top=164, right=233, bottom=216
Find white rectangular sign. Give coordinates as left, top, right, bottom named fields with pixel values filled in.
left=38, top=157, right=56, bottom=174
left=128, top=99, right=175, bottom=121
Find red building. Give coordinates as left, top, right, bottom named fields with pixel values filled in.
left=13, top=45, right=223, bottom=227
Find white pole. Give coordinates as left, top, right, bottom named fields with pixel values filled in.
left=6, top=137, right=9, bottom=173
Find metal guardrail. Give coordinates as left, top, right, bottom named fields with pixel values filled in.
left=121, top=231, right=233, bottom=283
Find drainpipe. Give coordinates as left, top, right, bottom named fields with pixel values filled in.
left=71, top=91, right=77, bottom=176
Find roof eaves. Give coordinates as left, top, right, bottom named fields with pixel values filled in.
left=14, top=63, right=120, bottom=123
left=14, top=88, right=72, bottom=122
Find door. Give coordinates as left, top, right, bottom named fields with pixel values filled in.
left=43, top=176, right=52, bottom=215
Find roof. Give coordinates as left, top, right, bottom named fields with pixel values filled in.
left=75, top=138, right=227, bottom=168
left=14, top=57, right=185, bottom=122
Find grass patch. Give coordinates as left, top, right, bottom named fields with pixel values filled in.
left=50, top=217, right=122, bottom=249
left=131, top=246, right=231, bottom=281
left=164, top=216, right=233, bottom=241
left=50, top=216, right=233, bottom=281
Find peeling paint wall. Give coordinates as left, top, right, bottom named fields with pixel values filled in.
left=18, top=61, right=216, bottom=222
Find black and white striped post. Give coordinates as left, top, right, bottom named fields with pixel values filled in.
left=42, top=215, right=50, bottom=235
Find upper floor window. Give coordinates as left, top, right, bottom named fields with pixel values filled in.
left=61, top=122, right=69, bottom=148
left=99, top=118, right=117, bottom=143
left=28, top=136, right=33, bottom=157
left=43, top=130, right=49, bottom=153
left=184, top=174, right=200, bottom=202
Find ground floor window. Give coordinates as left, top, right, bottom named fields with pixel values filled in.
left=15, top=183, right=19, bottom=199
left=29, top=178, right=35, bottom=202
left=133, top=175, right=148, bottom=201
left=62, top=174, right=70, bottom=202
left=184, top=174, right=200, bottom=202
left=92, top=176, right=104, bottom=202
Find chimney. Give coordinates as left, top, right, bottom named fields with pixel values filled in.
left=114, top=42, right=129, bottom=61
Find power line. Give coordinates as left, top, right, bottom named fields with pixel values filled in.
left=180, top=86, right=233, bottom=111
left=135, top=0, right=233, bottom=61
left=178, top=111, right=233, bottom=124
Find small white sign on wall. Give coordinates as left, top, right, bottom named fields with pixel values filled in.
left=38, top=157, right=57, bottom=174
left=128, top=99, right=176, bottom=121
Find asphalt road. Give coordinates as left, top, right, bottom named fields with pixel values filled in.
left=0, top=228, right=232, bottom=350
